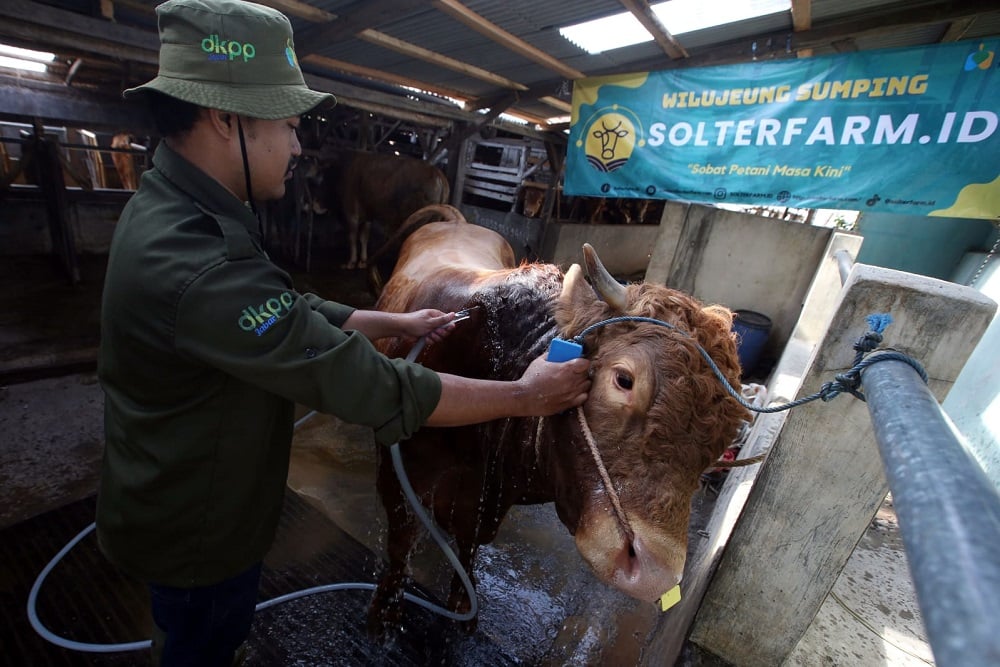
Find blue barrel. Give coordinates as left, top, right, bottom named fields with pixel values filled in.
left=732, top=310, right=772, bottom=373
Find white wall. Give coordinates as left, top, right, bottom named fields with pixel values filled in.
left=540, top=220, right=661, bottom=278
left=645, top=201, right=862, bottom=365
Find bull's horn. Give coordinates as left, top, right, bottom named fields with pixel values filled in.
left=583, top=243, right=627, bottom=312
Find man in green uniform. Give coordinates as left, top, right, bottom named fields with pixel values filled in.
left=96, top=1, right=590, bottom=664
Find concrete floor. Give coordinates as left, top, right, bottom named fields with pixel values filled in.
left=0, top=253, right=935, bottom=665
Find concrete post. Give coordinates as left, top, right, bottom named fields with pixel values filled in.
left=689, top=264, right=996, bottom=666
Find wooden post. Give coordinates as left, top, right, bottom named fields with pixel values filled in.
left=29, top=119, right=80, bottom=284
left=689, top=264, right=996, bottom=666
left=446, top=125, right=471, bottom=209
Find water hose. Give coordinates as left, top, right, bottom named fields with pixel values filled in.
left=28, top=332, right=476, bottom=653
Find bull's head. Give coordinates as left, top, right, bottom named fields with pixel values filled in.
left=551, top=244, right=748, bottom=603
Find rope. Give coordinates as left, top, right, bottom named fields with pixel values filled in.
left=574, top=408, right=634, bottom=544
left=710, top=453, right=767, bottom=468
left=535, top=410, right=634, bottom=542
left=570, top=312, right=928, bottom=415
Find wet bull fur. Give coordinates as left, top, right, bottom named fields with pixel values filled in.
left=369, top=210, right=749, bottom=635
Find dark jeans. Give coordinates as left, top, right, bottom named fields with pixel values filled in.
left=148, top=562, right=261, bottom=666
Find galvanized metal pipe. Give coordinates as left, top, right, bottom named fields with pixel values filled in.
left=862, top=359, right=1000, bottom=667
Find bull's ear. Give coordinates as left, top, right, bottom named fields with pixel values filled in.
left=559, top=264, right=588, bottom=302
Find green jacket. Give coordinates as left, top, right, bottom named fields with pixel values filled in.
left=97, top=142, right=441, bottom=588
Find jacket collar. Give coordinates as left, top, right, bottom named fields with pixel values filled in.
left=152, top=140, right=261, bottom=240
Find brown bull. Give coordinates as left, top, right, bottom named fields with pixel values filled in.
left=310, top=149, right=450, bottom=269
left=369, top=214, right=748, bottom=635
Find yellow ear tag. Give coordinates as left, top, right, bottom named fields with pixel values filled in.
left=659, top=585, right=681, bottom=612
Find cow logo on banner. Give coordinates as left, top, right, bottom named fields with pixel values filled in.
left=565, top=39, right=1000, bottom=220
left=578, top=106, right=645, bottom=173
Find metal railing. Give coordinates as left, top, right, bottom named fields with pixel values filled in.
left=862, top=359, right=1000, bottom=666
left=839, top=253, right=1000, bottom=666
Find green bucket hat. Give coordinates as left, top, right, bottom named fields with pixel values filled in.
left=124, top=0, right=336, bottom=119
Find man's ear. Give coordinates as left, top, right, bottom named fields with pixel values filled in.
left=206, top=108, right=235, bottom=138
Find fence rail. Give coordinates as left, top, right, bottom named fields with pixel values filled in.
left=862, top=358, right=1000, bottom=666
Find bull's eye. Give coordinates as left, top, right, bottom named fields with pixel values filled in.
left=615, top=371, right=634, bottom=391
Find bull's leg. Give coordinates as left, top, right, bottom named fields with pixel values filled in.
left=357, top=219, right=371, bottom=269
left=368, top=459, right=419, bottom=639
left=342, top=213, right=360, bottom=269
left=446, top=540, right=480, bottom=634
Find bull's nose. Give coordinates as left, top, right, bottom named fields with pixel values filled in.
left=613, top=535, right=683, bottom=603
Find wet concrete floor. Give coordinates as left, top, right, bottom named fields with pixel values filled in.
left=1, top=369, right=691, bottom=666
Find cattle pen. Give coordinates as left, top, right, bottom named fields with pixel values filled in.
left=2, top=0, right=999, bottom=661
left=3, top=204, right=998, bottom=665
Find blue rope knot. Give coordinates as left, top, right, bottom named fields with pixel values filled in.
left=821, top=370, right=866, bottom=402
left=852, top=313, right=891, bottom=361
left=854, top=331, right=883, bottom=354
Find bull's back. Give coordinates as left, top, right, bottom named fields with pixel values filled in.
left=394, top=221, right=515, bottom=278
left=377, top=220, right=517, bottom=315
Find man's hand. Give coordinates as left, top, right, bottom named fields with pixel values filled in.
left=342, top=308, right=455, bottom=342
left=428, top=353, right=591, bottom=427
left=397, top=309, right=456, bottom=344
left=515, top=353, right=591, bottom=415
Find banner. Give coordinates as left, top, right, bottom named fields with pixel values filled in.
left=566, top=40, right=999, bottom=219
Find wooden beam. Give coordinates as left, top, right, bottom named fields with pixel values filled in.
left=358, top=28, right=529, bottom=91
left=790, top=0, right=811, bottom=32
left=254, top=0, right=336, bottom=23
left=0, top=0, right=158, bottom=52
left=790, top=0, right=812, bottom=56
left=431, top=0, right=585, bottom=80
left=831, top=38, right=860, bottom=52
left=593, top=0, right=998, bottom=73
left=463, top=90, right=515, bottom=113
left=539, top=96, right=571, bottom=113
left=941, top=16, right=978, bottom=41
left=788, top=0, right=997, bottom=54
left=325, top=97, right=453, bottom=129
left=0, top=77, right=153, bottom=132
left=506, top=108, right=552, bottom=127
left=0, top=15, right=158, bottom=66
left=296, top=0, right=427, bottom=53
left=302, top=54, right=472, bottom=104
left=109, top=0, right=154, bottom=16
left=302, top=72, right=474, bottom=124
left=618, top=0, right=688, bottom=60
left=104, top=0, right=336, bottom=27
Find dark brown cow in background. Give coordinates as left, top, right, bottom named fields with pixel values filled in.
left=309, top=148, right=450, bottom=269
left=369, top=212, right=748, bottom=635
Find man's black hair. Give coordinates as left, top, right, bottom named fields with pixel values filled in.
left=146, top=90, right=201, bottom=138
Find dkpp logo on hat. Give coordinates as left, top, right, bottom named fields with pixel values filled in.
left=123, top=0, right=335, bottom=120
left=201, top=33, right=256, bottom=62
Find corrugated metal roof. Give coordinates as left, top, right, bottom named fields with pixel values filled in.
left=2, top=0, right=997, bottom=128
